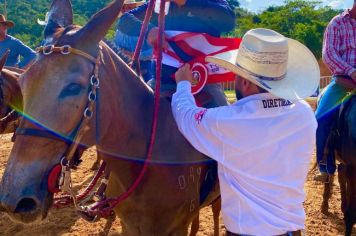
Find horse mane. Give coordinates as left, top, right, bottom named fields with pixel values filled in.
left=103, top=39, right=132, bottom=64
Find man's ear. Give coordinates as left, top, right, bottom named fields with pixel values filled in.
left=242, top=79, right=251, bottom=90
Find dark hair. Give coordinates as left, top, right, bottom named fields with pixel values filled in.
left=257, top=86, right=268, bottom=93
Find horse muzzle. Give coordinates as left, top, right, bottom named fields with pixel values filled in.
left=1, top=196, right=44, bottom=224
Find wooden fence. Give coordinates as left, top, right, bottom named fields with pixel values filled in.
left=319, top=76, right=332, bottom=89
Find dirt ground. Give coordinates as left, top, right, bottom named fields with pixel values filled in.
left=0, top=137, right=355, bottom=236
left=0, top=98, right=355, bottom=235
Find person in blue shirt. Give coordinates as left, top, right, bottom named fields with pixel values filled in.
left=0, top=14, right=36, bottom=69
left=116, top=0, right=235, bottom=107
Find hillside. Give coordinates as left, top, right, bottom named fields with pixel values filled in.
left=0, top=0, right=342, bottom=60
left=1, top=0, right=112, bottom=48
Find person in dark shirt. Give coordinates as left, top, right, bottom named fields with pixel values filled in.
left=0, top=14, right=36, bottom=69
left=116, top=0, right=235, bottom=107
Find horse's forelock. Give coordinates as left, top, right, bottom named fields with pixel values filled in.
left=44, top=24, right=81, bottom=47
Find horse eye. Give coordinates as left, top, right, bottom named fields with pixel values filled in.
left=59, top=83, right=83, bottom=98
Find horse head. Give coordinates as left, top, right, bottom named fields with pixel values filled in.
left=0, top=51, right=23, bottom=134
left=0, top=0, right=124, bottom=223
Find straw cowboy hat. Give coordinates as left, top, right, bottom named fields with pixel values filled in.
left=0, top=14, right=15, bottom=28
left=206, top=28, right=320, bottom=101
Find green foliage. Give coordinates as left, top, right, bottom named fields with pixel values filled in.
left=0, top=0, right=343, bottom=59
left=0, top=0, right=112, bottom=48
left=232, top=0, right=341, bottom=58
left=227, top=0, right=240, bottom=9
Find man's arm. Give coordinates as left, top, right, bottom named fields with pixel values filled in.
left=184, top=0, right=235, bottom=34
left=322, top=17, right=356, bottom=77
left=116, top=3, right=155, bottom=37
left=172, top=65, right=225, bottom=162
left=14, top=38, right=36, bottom=69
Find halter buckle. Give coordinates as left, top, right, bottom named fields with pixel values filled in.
left=84, top=108, right=93, bottom=118
left=43, top=45, right=54, bottom=55
left=88, top=91, right=96, bottom=102
left=90, top=75, right=100, bottom=87
left=61, top=45, right=71, bottom=55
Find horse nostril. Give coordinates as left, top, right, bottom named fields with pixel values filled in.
left=14, top=198, right=37, bottom=213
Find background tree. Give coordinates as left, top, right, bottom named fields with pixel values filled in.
left=0, top=0, right=343, bottom=59
left=227, top=0, right=240, bottom=10
left=0, top=0, right=112, bottom=48
left=232, top=0, right=340, bottom=58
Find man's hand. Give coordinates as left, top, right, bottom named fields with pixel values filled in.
left=147, top=27, right=168, bottom=49
left=175, top=64, right=198, bottom=85
left=350, top=70, right=356, bottom=83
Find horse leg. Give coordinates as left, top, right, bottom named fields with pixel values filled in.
left=189, top=213, right=199, bottom=236
left=343, top=164, right=355, bottom=236
left=344, top=210, right=354, bottom=236
left=100, top=213, right=116, bottom=236
left=321, top=174, right=334, bottom=214
left=338, top=164, right=348, bottom=213
left=212, top=197, right=221, bottom=236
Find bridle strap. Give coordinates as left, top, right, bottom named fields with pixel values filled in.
left=15, top=128, right=67, bottom=142
left=37, top=45, right=98, bottom=64
left=19, top=44, right=101, bottom=166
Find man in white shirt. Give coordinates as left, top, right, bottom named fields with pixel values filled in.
left=171, top=28, right=320, bottom=236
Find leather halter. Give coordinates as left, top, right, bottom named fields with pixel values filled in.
left=15, top=44, right=101, bottom=166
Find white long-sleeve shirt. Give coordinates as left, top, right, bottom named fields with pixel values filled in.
left=172, top=81, right=317, bottom=236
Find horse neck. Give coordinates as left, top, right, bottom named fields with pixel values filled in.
left=95, top=45, right=206, bottom=166
left=96, top=46, right=155, bottom=158
left=1, top=70, right=22, bottom=110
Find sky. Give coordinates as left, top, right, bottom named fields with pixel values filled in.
left=239, top=0, right=354, bottom=13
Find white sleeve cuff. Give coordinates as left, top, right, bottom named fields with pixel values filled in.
left=177, top=81, right=191, bottom=91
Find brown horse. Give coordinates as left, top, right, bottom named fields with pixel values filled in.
left=0, top=0, right=219, bottom=235
left=0, top=52, right=23, bottom=134
left=321, top=78, right=356, bottom=236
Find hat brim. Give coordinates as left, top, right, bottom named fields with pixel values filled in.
left=206, top=38, right=320, bottom=101
left=0, top=21, right=14, bottom=28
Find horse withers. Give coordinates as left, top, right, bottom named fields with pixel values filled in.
left=321, top=77, right=356, bottom=236
left=0, top=0, right=219, bottom=235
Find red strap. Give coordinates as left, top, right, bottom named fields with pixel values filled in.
left=131, top=0, right=156, bottom=73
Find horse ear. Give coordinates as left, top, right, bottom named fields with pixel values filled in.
left=76, top=0, right=124, bottom=49
left=0, top=49, right=10, bottom=71
left=44, top=0, right=73, bottom=39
